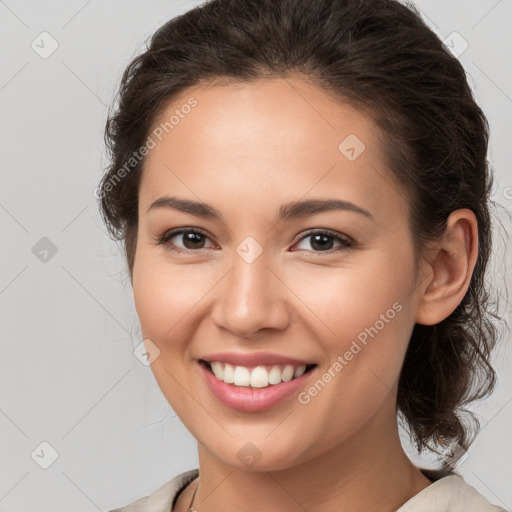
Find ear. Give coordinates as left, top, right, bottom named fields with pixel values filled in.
left=415, top=209, right=479, bottom=326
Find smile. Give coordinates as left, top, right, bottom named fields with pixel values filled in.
left=201, top=360, right=316, bottom=388
left=198, top=359, right=318, bottom=412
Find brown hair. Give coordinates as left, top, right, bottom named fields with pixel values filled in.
left=98, top=0, right=502, bottom=467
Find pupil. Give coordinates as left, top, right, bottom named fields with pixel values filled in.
left=311, top=234, right=333, bottom=251
left=184, top=232, right=205, bottom=249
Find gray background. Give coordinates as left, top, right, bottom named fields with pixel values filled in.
left=1, top=1, right=511, bottom=510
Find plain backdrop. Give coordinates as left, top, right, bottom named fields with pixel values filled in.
left=1, top=1, right=511, bottom=510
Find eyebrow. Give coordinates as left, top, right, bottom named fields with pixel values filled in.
left=147, top=196, right=374, bottom=221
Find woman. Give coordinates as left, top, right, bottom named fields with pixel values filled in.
left=99, top=0, right=508, bottom=510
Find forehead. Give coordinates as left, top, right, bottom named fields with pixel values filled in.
left=139, top=78, right=408, bottom=223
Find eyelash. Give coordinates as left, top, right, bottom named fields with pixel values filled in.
left=156, top=227, right=354, bottom=254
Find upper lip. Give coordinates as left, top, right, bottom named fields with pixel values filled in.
left=200, top=351, right=315, bottom=367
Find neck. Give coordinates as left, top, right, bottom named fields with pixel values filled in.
left=179, top=408, right=431, bottom=512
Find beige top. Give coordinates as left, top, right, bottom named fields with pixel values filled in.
left=109, top=467, right=508, bottom=512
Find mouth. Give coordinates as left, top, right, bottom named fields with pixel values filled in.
left=198, top=358, right=319, bottom=412
left=199, top=359, right=318, bottom=389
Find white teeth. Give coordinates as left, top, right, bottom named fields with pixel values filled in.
left=281, top=365, right=295, bottom=382
left=211, top=361, right=223, bottom=380
left=294, top=365, right=307, bottom=378
left=250, top=366, right=269, bottom=388
left=233, top=366, right=250, bottom=386
left=223, top=363, right=234, bottom=383
left=268, top=366, right=282, bottom=385
left=207, top=361, right=311, bottom=388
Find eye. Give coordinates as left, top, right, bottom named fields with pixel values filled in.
left=156, top=227, right=354, bottom=254
left=157, top=228, right=215, bottom=252
left=291, top=229, right=354, bottom=253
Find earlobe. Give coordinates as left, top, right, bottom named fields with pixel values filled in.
left=415, top=209, right=478, bottom=326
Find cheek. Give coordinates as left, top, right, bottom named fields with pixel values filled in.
left=286, top=247, right=416, bottom=409
left=133, top=264, right=201, bottom=341
left=288, top=251, right=414, bottom=342
left=131, top=252, right=208, bottom=415
left=132, top=246, right=228, bottom=362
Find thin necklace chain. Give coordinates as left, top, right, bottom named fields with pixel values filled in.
left=186, top=478, right=199, bottom=511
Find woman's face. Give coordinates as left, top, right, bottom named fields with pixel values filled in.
left=133, top=77, right=426, bottom=471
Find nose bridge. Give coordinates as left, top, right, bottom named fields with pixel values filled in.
left=212, top=238, right=289, bottom=336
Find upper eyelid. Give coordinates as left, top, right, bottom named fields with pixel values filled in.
left=292, top=230, right=354, bottom=250
left=161, top=228, right=217, bottom=248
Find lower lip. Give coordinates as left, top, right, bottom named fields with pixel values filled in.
left=199, top=361, right=316, bottom=413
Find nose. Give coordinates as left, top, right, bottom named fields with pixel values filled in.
left=210, top=249, right=291, bottom=338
